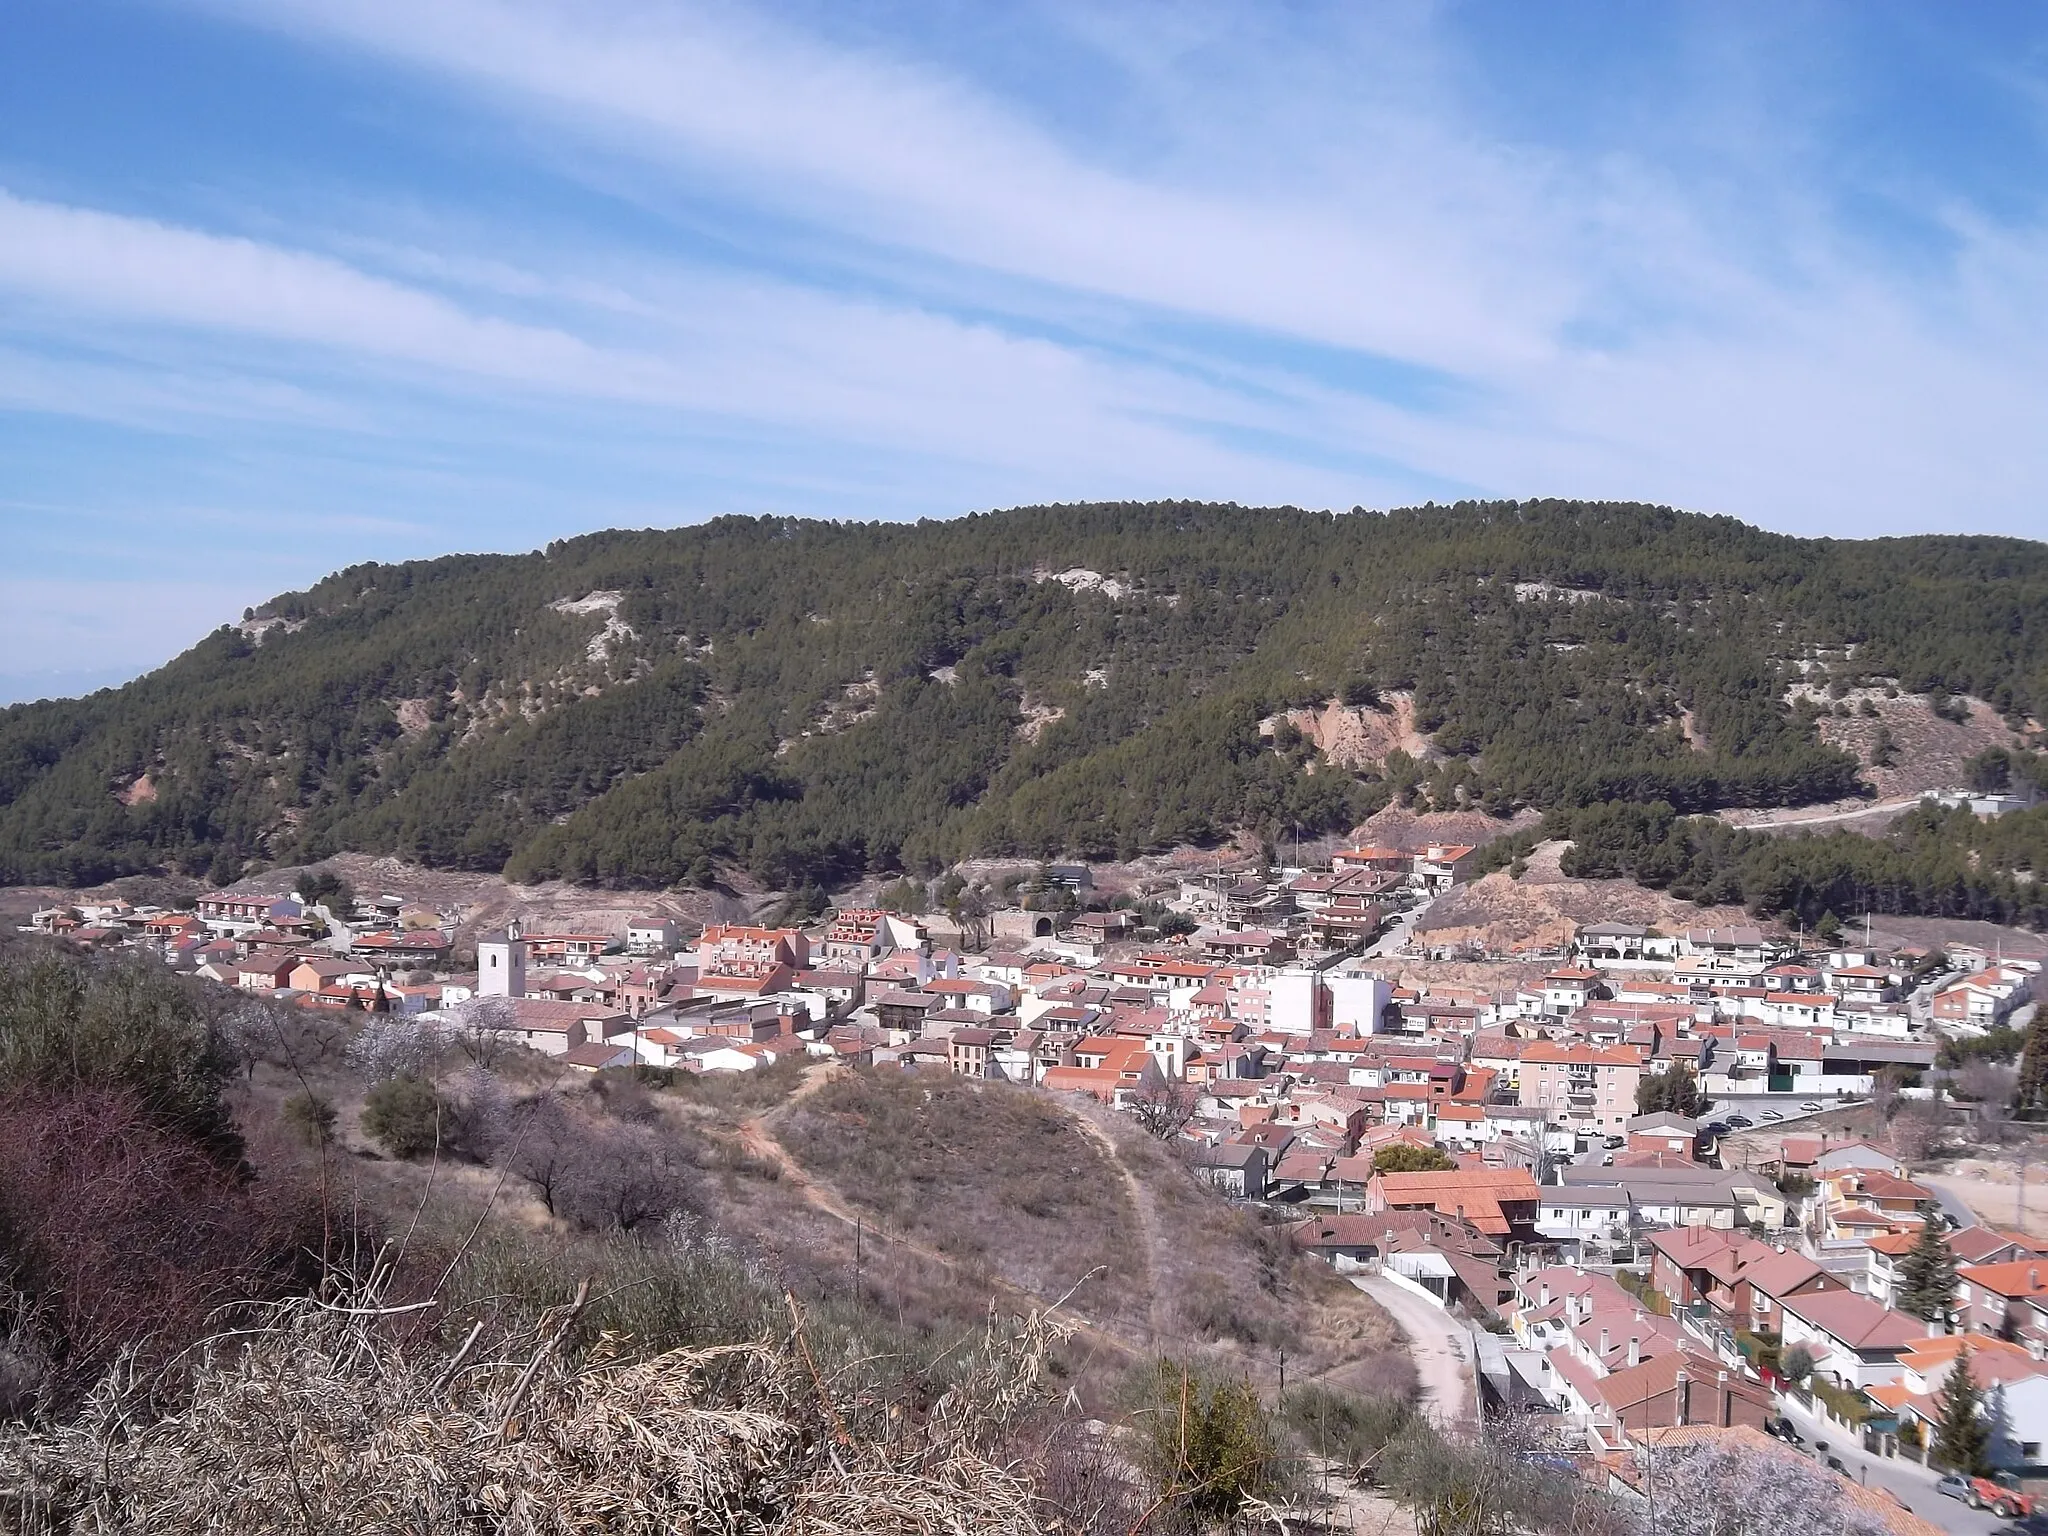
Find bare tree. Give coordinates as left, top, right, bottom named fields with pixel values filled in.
left=1889, top=1104, right=1945, bottom=1163
left=497, top=1094, right=581, bottom=1217
left=1128, top=1069, right=1199, bottom=1141
left=449, top=997, right=516, bottom=1069
left=492, top=1092, right=696, bottom=1231
left=1958, top=1061, right=2017, bottom=1138
left=576, top=1121, right=695, bottom=1231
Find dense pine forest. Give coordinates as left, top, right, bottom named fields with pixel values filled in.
left=1, top=500, right=2044, bottom=894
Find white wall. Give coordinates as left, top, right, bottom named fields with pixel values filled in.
left=1328, top=971, right=1392, bottom=1035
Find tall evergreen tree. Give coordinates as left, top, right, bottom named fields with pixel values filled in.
left=1895, top=1207, right=1958, bottom=1325
left=1933, top=1347, right=1991, bottom=1476
left=2018, top=1005, right=2048, bottom=1110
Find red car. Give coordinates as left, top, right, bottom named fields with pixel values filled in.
left=1966, top=1476, right=2033, bottom=1519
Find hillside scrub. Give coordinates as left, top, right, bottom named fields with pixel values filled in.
left=0, top=948, right=327, bottom=1408
left=778, top=1071, right=1146, bottom=1315
left=5, top=500, right=2044, bottom=889
left=0, top=1256, right=1088, bottom=1536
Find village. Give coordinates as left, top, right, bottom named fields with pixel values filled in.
left=21, top=834, right=2048, bottom=1535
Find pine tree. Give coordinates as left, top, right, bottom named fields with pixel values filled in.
left=1895, top=1206, right=1958, bottom=1325
left=1635, top=1064, right=1704, bottom=1118
left=1933, top=1347, right=1991, bottom=1476
left=2019, top=1005, right=2048, bottom=1110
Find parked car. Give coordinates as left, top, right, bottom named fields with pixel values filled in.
left=1600, top=1153, right=1615, bottom=1166
left=1604, top=1135, right=1625, bottom=1148
left=1965, top=1475, right=2034, bottom=1518
left=1936, top=1474, right=1971, bottom=1502
left=1799, top=1100, right=1823, bottom=1111
left=1761, top=1110, right=1783, bottom=1121
left=1826, top=1456, right=1847, bottom=1474
left=1763, top=1416, right=1804, bottom=1445
left=1726, top=1115, right=1753, bottom=1128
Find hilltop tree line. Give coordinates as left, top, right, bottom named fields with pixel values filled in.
left=1535, top=797, right=2048, bottom=930
left=1, top=500, right=2043, bottom=892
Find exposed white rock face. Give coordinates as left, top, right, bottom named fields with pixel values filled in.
left=1035, top=567, right=1131, bottom=600
left=550, top=592, right=634, bottom=661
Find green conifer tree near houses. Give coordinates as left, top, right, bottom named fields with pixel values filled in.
left=1895, top=1205, right=1959, bottom=1325
left=1933, top=1347, right=1991, bottom=1477
left=2018, top=1005, right=2048, bottom=1110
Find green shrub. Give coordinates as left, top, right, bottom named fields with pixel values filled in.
left=362, top=1076, right=445, bottom=1160
left=0, top=950, right=240, bottom=1161
left=282, top=1091, right=336, bottom=1148
left=1130, top=1360, right=1280, bottom=1528
left=1281, top=1384, right=1419, bottom=1466
left=1812, top=1378, right=1868, bottom=1425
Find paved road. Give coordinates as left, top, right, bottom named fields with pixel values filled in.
left=1774, top=1392, right=2018, bottom=1535
left=1348, top=1271, right=1474, bottom=1430
left=1363, top=896, right=1435, bottom=960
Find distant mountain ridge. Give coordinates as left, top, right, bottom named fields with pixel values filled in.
left=1, top=500, right=2043, bottom=891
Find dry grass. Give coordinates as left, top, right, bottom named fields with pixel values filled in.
left=778, top=1072, right=1147, bottom=1324
left=773, top=1072, right=1412, bottom=1404
left=1090, top=1111, right=1412, bottom=1393
left=0, top=1255, right=1077, bottom=1536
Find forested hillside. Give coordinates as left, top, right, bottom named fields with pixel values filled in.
left=2, top=500, right=2044, bottom=891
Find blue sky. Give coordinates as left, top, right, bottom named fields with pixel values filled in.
left=4, top=1, right=2048, bottom=702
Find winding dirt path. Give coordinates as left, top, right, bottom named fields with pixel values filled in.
left=734, top=1066, right=1143, bottom=1359
left=1061, top=1106, right=1168, bottom=1345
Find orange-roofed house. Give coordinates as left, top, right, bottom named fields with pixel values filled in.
left=1331, top=845, right=1409, bottom=874
left=1516, top=1042, right=1644, bottom=1136
left=696, top=925, right=811, bottom=978
left=1866, top=1336, right=2048, bottom=1476
left=1365, top=1167, right=1540, bottom=1242
left=1958, top=1259, right=2048, bottom=1341
left=1413, top=844, right=1478, bottom=893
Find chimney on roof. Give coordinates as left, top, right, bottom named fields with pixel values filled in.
left=1629, top=1335, right=1641, bottom=1368
left=1541, top=1281, right=1552, bottom=1307
left=1600, top=1327, right=1610, bottom=1358
left=1675, top=1368, right=1689, bottom=1425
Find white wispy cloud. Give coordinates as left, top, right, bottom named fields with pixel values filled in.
left=173, top=0, right=2048, bottom=534
left=4, top=0, right=2045, bottom=703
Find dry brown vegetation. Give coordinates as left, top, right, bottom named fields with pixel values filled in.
left=0, top=1246, right=1105, bottom=1536
left=1798, top=689, right=2030, bottom=800
left=1415, top=865, right=1763, bottom=954
left=775, top=1071, right=1411, bottom=1399
left=779, top=1073, right=1147, bottom=1318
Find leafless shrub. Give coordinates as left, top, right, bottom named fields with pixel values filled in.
left=0, top=1270, right=1073, bottom=1536
left=0, top=1086, right=321, bottom=1407
left=440, top=1065, right=513, bottom=1162
left=495, top=1093, right=701, bottom=1232
left=221, top=999, right=351, bottom=1079
left=1021, top=1415, right=1151, bottom=1536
